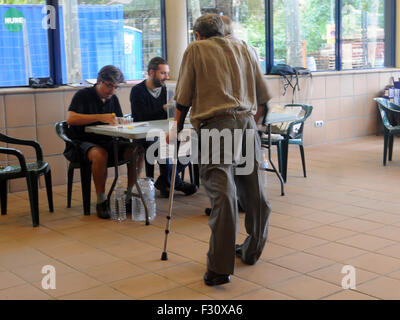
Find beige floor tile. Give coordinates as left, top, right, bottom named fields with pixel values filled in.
left=267, top=226, right=294, bottom=240
left=356, top=276, right=400, bottom=300
left=271, top=233, right=328, bottom=251
left=387, top=270, right=400, bottom=280
left=304, top=242, right=368, bottom=262
left=270, top=252, right=335, bottom=273
left=0, top=271, right=26, bottom=290
left=0, top=283, right=52, bottom=300
left=234, top=261, right=300, bottom=286
left=331, top=218, right=384, bottom=233
left=267, top=275, right=342, bottom=300
left=155, top=262, right=206, bottom=285
left=60, top=285, right=132, bottom=300
left=365, top=225, right=400, bottom=242
left=32, top=271, right=101, bottom=298
left=38, top=240, right=97, bottom=259
left=233, top=288, right=295, bottom=300
left=337, top=234, right=396, bottom=251
left=302, top=212, right=349, bottom=224
left=101, top=239, right=159, bottom=259
left=378, top=244, right=400, bottom=259
left=186, top=276, right=261, bottom=300
left=58, top=249, right=121, bottom=270
left=83, top=260, right=147, bottom=283
left=270, top=216, right=323, bottom=233
left=0, top=247, right=53, bottom=270
left=360, top=212, right=400, bottom=225
left=308, top=263, right=379, bottom=287
left=110, top=273, right=181, bottom=299
left=259, top=242, right=297, bottom=261
left=302, top=225, right=356, bottom=241
left=143, top=286, right=212, bottom=300
left=323, top=290, right=379, bottom=300
left=346, top=253, right=400, bottom=275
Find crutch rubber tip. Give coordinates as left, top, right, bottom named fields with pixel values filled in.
left=165, top=230, right=170, bottom=235
left=205, top=208, right=211, bottom=216
left=167, top=216, right=171, bottom=220
left=161, top=252, right=168, bottom=261
left=146, top=221, right=150, bottom=226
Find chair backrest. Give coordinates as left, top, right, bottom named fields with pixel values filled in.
left=374, top=97, right=400, bottom=130
left=55, top=121, right=73, bottom=144
left=285, top=104, right=313, bottom=139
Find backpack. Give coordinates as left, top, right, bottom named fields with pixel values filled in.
left=270, top=64, right=311, bottom=103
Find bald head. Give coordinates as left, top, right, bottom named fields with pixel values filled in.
left=221, top=15, right=234, bottom=36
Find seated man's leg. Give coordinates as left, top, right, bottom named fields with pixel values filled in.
left=86, top=145, right=110, bottom=219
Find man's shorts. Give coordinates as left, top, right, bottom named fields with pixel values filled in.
left=79, top=140, right=139, bottom=165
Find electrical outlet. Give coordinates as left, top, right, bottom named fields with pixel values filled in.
left=315, top=120, right=324, bottom=128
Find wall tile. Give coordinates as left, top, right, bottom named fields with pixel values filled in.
left=5, top=94, right=35, bottom=128
left=353, top=74, right=367, bottom=96
left=340, top=97, right=354, bottom=118
left=325, top=120, right=341, bottom=143
left=311, top=77, right=326, bottom=100
left=37, top=125, right=65, bottom=156
left=311, top=125, right=326, bottom=145
left=35, top=92, right=64, bottom=125
left=116, top=88, right=131, bottom=115
left=366, top=73, right=381, bottom=96
left=303, top=123, right=312, bottom=146
left=353, top=95, right=367, bottom=117
left=366, top=115, right=378, bottom=135
left=325, top=98, right=341, bottom=120
left=310, top=99, right=326, bottom=123
left=379, top=72, right=392, bottom=89
left=326, top=76, right=341, bottom=98
left=5, top=127, right=37, bottom=159
left=340, top=75, right=354, bottom=97
left=39, top=155, right=67, bottom=187
left=0, top=129, right=6, bottom=162
left=366, top=95, right=379, bottom=116
left=353, top=117, right=368, bottom=138
left=63, top=90, right=77, bottom=119
left=340, top=118, right=354, bottom=140
left=267, top=78, right=280, bottom=103
left=297, top=76, right=313, bottom=103
left=0, top=96, right=4, bottom=129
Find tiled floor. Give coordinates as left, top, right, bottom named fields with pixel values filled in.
left=1, top=135, right=400, bottom=300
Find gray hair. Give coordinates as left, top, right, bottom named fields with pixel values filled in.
left=97, top=65, right=125, bottom=83
left=221, top=15, right=233, bottom=36
left=193, top=13, right=224, bottom=39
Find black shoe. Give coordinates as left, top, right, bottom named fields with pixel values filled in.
left=235, top=244, right=243, bottom=259
left=154, top=177, right=170, bottom=198
left=203, top=270, right=231, bottom=286
left=175, top=181, right=198, bottom=196
left=96, top=201, right=111, bottom=219
left=238, top=201, right=245, bottom=212
left=205, top=208, right=212, bottom=216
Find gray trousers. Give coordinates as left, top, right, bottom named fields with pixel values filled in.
left=199, top=115, right=271, bottom=275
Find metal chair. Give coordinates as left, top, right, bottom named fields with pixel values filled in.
left=55, top=120, right=129, bottom=215
left=374, top=97, right=400, bottom=166
left=0, top=133, right=53, bottom=227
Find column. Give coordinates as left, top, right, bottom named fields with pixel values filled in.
left=165, top=0, right=188, bottom=80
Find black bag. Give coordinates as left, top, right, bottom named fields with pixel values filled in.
left=270, top=64, right=311, bottom=103
left=29, top=77, right=58, bottom=89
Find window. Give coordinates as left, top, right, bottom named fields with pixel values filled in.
left=273, top=0, right=386, bottom=71
left=59, top=0, right=163, bottom=84
left=187, top=0, right=266, bottom=73
left=0, top=1, right=49, bottom=87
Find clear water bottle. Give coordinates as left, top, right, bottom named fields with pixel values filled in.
left=260, top=148, right=269, bottom=187
left=111, top=181, right=126, bottom=222
left=131, top=178, right=156, bottom=221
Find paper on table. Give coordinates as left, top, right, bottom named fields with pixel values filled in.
left=96, top=122, right=150, bottom=129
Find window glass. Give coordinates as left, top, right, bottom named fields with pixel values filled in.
left=59, top=0, right=162, bottom=84
left=273, top=0, right=336, bottom=71
left=187, top=0, right=266, bottom=73
left=341, top=0, right=385, bottom=69
left=0, top=0, right=48, bottom=87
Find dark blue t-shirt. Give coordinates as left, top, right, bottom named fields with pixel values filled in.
left=67, top=85, right=123, bottom=144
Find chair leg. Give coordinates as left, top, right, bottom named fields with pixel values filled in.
left=281, top=138, right=289, bottom=183
left=44, top=170, right=54, bottom=212
left=193, top=164, right=200, bottom=187
left=276, top=143, right=283, bottom=174
left=67, top=164, right=74, bottom=208
left=189, top=163, right=194, bottom=184
left=0, top=180, right=7, bottom=215
left=383, top=132, right=389, bottom=166
left=26, top=174, right=39, bottom=227
left=389, top=134, right=394, bottom=161
left=80, top=165, right=92, bottom=216
left=299, top=144, right=307, bottom=178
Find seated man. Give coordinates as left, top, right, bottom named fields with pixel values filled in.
left=130, top=57, right=198, bottom=198
left=65, top=65, right=143, bottom=219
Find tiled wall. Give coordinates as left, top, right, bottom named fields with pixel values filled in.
left=0, top=69, right=398, bottom=193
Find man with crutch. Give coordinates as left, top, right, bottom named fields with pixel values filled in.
left=163, top=13, right=272, bottom=286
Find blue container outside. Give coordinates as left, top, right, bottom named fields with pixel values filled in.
left=1, top=4, right=143, bottom=87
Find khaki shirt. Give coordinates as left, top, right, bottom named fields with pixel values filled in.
left=174, top=36, right=271, bottom=129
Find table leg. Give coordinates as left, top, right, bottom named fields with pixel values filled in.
left=267, top=124, right=285, bottom=196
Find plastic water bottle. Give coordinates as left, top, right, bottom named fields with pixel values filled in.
left=111, top=181, right=126, bottom=222
left=260, top=148, right=269, bottom=186
left=131, top=178, right=156, bottom=221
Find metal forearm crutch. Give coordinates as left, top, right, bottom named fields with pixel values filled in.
left=161, top=107, right=189, bottom=261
